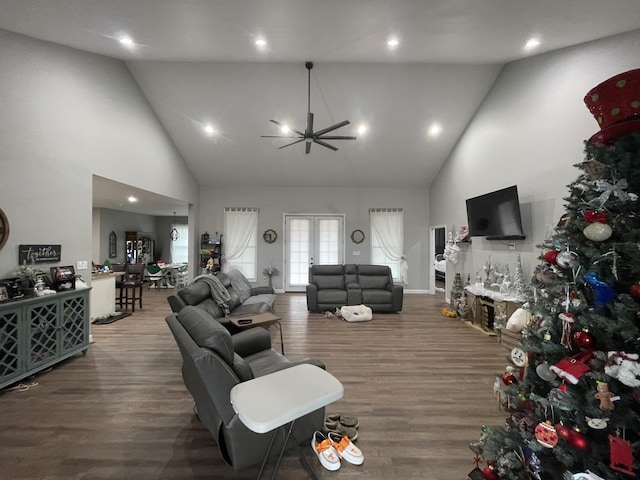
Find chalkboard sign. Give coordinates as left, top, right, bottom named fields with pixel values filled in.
left=19, top=244, right=62, bottom=264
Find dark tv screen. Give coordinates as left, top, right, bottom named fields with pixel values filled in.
left=465, top=185, right=525, bottom=239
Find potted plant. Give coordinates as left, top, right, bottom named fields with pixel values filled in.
left=15, top=264, right=42, bottom=294
left=262, top=265, right=279, bottom=287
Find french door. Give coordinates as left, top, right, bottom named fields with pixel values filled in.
left=284, top=214, right=344, bottom=291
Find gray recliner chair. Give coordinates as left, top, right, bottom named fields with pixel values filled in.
left=166, top=305, right=325, bottom=470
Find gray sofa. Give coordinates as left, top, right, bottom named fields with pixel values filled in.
left=166, top=305, right=325, bottom=470
left=167, top=270, right=275, bottom=333
left=306, top=264, right=403, bottom=312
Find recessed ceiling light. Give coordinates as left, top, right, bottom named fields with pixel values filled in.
left=204, top=124, right=216, bottom=136
left=255, top=37, right=267, bottom=47
left=427, top=123, right=442, bottom=138
left=280, top=125, right=290, bottom=134
left=357, top=124, right=368, bottom=135
left=128, top=196, right=138, bottom=203
left=524, top=37, right=541, bottom=51
left=119, top=35, right=135, bottom=48
left=387, top=38, right=399, bottom=49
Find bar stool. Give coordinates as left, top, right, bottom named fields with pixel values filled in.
left=120, top=263, right=145, bottom=312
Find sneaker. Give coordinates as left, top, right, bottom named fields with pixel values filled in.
left=339, top=415, right=359, bottom=429
left=328, top=431, right=364, bottom=465
left=311, top=431, right=341, bottom=471
left=324, top=413, right=341, bottom=431
left=324, top=413, right=360, bottom=432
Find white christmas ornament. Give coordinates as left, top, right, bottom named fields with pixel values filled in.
left=583, top=222, right=613, bottom=241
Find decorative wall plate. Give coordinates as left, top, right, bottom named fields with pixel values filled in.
left=263, top=229, right=277, bottom=244
left=0, top=208, right=9, bottom=251
left=351, top=229, right=365, bottom=244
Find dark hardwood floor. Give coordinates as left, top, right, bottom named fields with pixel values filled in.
left=0, top=289, right=507, bottom=479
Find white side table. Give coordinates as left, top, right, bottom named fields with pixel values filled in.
left=230, top=363, right=344, bottom=479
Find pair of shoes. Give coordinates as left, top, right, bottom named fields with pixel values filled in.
left=324, top=413, right=359, bottom=441
left=311, top=431, right=340, bottom=471
left=328, top=431, right=364, bottom=465
left=311, top=431, right=364, bottom=471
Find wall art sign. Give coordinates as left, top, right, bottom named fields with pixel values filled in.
left=19, top=244, right=62, bottom=264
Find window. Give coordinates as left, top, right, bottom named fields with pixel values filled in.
left=224, top=208, right=258, bottom=281
left=370, top=208, right=407, bottom=284
left=169, top=224, right=189, bottom=263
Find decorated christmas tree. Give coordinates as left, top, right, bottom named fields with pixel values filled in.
left=471, top=70, right=640, bottom=479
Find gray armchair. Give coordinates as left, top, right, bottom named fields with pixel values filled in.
left=166, top=305, right=325, bottom=470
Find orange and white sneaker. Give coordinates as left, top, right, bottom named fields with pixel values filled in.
left=328, top=431, right=364, bottom=465
left=311, top=431, right=341, bottom=471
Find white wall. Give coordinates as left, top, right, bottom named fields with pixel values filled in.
left=0, top=31, right=199, bottom=281
left=199, top=186, right=430, bottom=291
left=430, top=29, right=640, bottom=288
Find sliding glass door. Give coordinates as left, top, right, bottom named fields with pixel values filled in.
left=285, top=214, right=344, bottom=291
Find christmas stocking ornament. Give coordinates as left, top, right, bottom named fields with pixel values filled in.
left=550, top=351, right=593, bottom=384
left=609, top=434, right=635, bottom=476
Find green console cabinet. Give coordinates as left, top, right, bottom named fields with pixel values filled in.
left=0, top=288, right=90, bottom=390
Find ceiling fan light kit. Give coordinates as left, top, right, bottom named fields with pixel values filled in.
left=262, top=61, right=356, bottom=154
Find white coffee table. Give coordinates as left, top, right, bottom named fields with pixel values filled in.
left=230, top=363, right=344, bottom=479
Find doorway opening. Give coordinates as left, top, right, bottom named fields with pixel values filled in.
left=284, top=214, right=344, bottom=292
left=429, top=225, right=447, bottom=298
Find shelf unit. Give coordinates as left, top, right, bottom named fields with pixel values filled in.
left=199, top=234, right=223, bottom=274
left=0, top=289, right=90, bottom=390
left=125, top=231, right=154, bottom=264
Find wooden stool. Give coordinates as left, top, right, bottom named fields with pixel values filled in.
left=119, top=264, right=145, bottom=312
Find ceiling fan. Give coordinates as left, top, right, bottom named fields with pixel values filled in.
left=261, top=62, right=356, bottom=154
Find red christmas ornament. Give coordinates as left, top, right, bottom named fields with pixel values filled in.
left=535, top=421, right=558, bottom=448
left=567, top=427, right=589, bottom=450
left=584, top=209, right=608, bottom=223
left=630, top=283, right=640, bottom=299
left=543, top=250, right=559, bottom=265
left=502, top=372, right=517, bottom=386
left=573, top=329, right=595, bottom=349
left=555, top=422, right=571, bottom=440
left=482, top=465, right=500, bottom=480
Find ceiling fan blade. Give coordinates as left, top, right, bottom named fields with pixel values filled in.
left=314, top=120, right=350, bottom=137
left=317, top=135, right=357, bottom=140
left=313, top=138, right=338, bottom=151
left=269, top=119, right=305, bottom=137
left=261, top=135, right=300, bottom=139
left=278, top=138, right=306, bottom=149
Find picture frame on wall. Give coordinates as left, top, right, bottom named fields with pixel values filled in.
left=109, top=231, right=117, bottom=258
left=50, top=265, right=76, bottom=291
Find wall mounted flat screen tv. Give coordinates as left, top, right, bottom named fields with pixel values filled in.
left=465, top=185, right=526, bottom=240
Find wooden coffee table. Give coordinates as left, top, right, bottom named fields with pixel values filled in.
left=230, top=312, right=284, bottom=354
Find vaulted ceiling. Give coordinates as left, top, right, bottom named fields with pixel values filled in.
left=2, top=0, right=640, bottom=212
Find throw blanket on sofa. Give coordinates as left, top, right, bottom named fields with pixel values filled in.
left=191, top=274, right=232, bottom=316
left=226, top=269, right=252, bottom=304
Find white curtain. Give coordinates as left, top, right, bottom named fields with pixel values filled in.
left=169, top=224, right=189, bottom=263
left=224, top=208, right=258, bottom=277
left=370, top=209, right=408, bottom=284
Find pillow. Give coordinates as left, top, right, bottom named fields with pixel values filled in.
left=506, top=307, right=531, bottom=332
left=177, top=306, right=234, bottom=364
